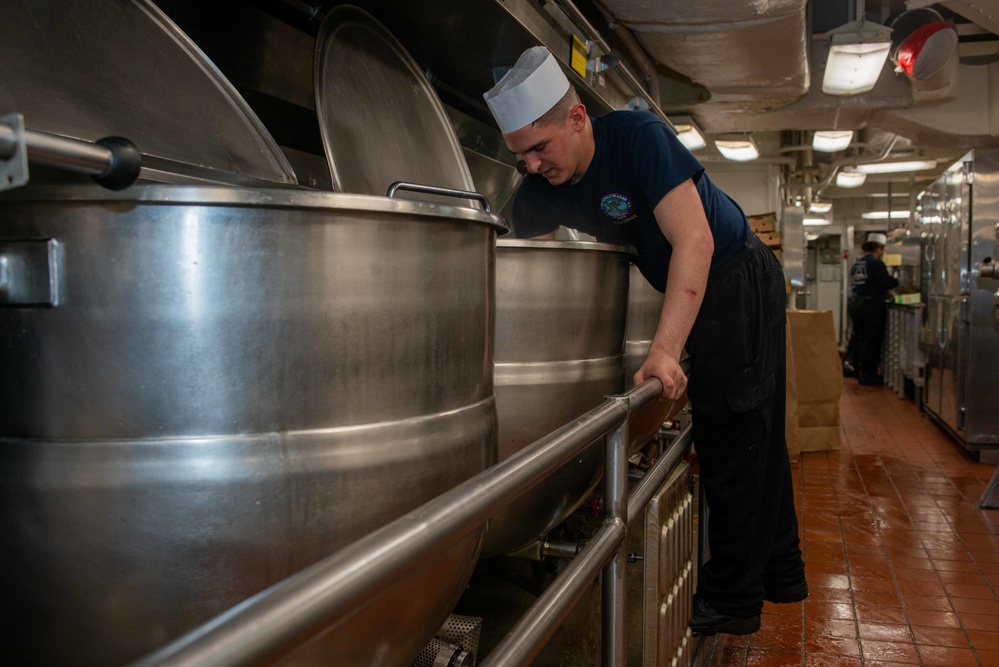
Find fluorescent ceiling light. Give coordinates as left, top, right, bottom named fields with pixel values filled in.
left=809, top=201, right=833, bottom=213
left=806, top=233, right=821, bottom=241
left=812, top=130, right=854, bottom=152
left=804, top=217, right=832, bottom=226
left=852, top=160, right=938, bottom=174
left=714, top=136, right=759, bottom=162
left=836, top=170, right=867, bottom=188
left=822, top=20, right=893, bottom=95
left=674, top=124, right=706, bottom=151
left=861, top=210, right=911, bottom=219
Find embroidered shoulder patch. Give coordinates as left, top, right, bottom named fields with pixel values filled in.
left=600, top=193, right=633, bottom=222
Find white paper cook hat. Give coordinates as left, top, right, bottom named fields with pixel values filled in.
left=867, top=232, right=888, bottom=245
left=483, top=47, right=571, bottom=134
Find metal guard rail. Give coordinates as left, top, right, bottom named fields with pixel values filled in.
left=130, top=375, right=694, bottom=667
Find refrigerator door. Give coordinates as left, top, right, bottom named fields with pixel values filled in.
left=921, top=157, right=971, bottom=434
left=924, top=295, right=943, bottom=417
left=967, top=150, right=999, bottom=444
left=938, top=296, right=969, bottom=435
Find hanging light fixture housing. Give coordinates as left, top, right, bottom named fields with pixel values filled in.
left=812, top=130, right=854, bottom=152
left=673, top=118, right=707, bottom=151
left=714, top=135, right=759, bottom=162
left=836, top=170, right=867, bottom=188
left=822, top=20, right=893, bottom=95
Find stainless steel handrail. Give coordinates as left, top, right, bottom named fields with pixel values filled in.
left=481, top=422, right=694, bottom=667
left=129, top=375, right=693, bottom=667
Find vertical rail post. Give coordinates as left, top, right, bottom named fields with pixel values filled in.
left=602, top=414, right=629, bottom=667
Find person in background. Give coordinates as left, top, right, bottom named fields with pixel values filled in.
left=848, top=232, right=899, bottom=386
left=483, top=46, right=806, bottom=636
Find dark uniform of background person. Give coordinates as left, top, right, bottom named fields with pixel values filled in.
left=484, top=47, right=807, bottom=637
left=847, top=234, right=899, bottom=386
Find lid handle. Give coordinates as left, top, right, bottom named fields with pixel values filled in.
left=0, top=113, right=142, bottom=192
left=387, top=181, right=491, bottom=213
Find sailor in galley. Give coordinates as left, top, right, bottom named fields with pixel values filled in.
left=847, top=232, right=899, bottom=386
left=482, top=47, right=807, bottom=635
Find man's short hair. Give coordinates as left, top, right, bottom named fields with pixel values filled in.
left=862, top=241, right=882, bottom=253
left=532, top=86, right=581, bottom=127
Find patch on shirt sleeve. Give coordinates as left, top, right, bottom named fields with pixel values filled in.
left=600, top=193, right=634, bottom=222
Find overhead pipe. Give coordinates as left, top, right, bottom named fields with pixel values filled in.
left=596, top=0, right=810, bottom=120
left=589, top=1, right=660, bottom=104
left=553, top=0, right=670, bottom=124
left=814, top=134, right=902, bottom=197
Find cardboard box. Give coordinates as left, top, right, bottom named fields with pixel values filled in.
left=748, top=212, right=776, bottom=233
left=786, top=310, right=842, bottom=453
left=756, top=230, right=781, bottom=248
left=893, top=292, right=921, bottom=304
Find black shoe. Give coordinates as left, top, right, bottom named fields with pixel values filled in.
left=842, top=361, right=857, bottom=378
left=763, top=579, right=809, bottom=603
left=858, top=375, right=884, bottom=386
left=689, top=594, right=761, bottom=636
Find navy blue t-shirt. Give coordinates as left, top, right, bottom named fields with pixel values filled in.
left=850, top=254, right=899, bottom=297
left=512, top=110, right=751, bottom=292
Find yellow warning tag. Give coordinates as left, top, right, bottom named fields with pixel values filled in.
left=570, top=35, right=587, bottom=78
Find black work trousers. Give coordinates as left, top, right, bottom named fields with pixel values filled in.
left=848, top=295, right=888, bottom=381
left=685, top=235, right=803, bottom=618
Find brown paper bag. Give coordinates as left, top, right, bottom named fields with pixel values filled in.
left=785, top=319, right=800, bottom=463
left=787, top=311, right=842, bottom=452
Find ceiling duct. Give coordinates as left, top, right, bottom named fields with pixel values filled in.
left=872, top=60, right=999, bottom=148
left=597, top=0, right=809, bottom=116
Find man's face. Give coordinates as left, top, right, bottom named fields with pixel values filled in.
left=502, top=104, right=586, bottom=186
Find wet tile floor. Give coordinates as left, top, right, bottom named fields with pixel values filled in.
left=694, top=379, right=999, bottom=666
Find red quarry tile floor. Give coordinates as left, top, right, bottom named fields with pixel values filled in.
left=695, top=378, right=999, bottom=666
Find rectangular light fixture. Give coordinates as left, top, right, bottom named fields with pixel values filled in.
left=822, top=20, right=893, bottom=95
left=714, top=136, right=759, bottom=162
left=809, top=201, right=833, bottom=213
left=672, top=119, right=706, bottom=151
left=812, top=130, right=854, bottom=152
left=803, top=217, right=832, bottom=226
left=836, top=170, right=867, bottom=188
left=852, top=160, right=938, bottom=174
left=861, top=210, right=911, bottom=219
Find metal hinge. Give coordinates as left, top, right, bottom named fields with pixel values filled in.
left=0, top=239, right=59, bottom=306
